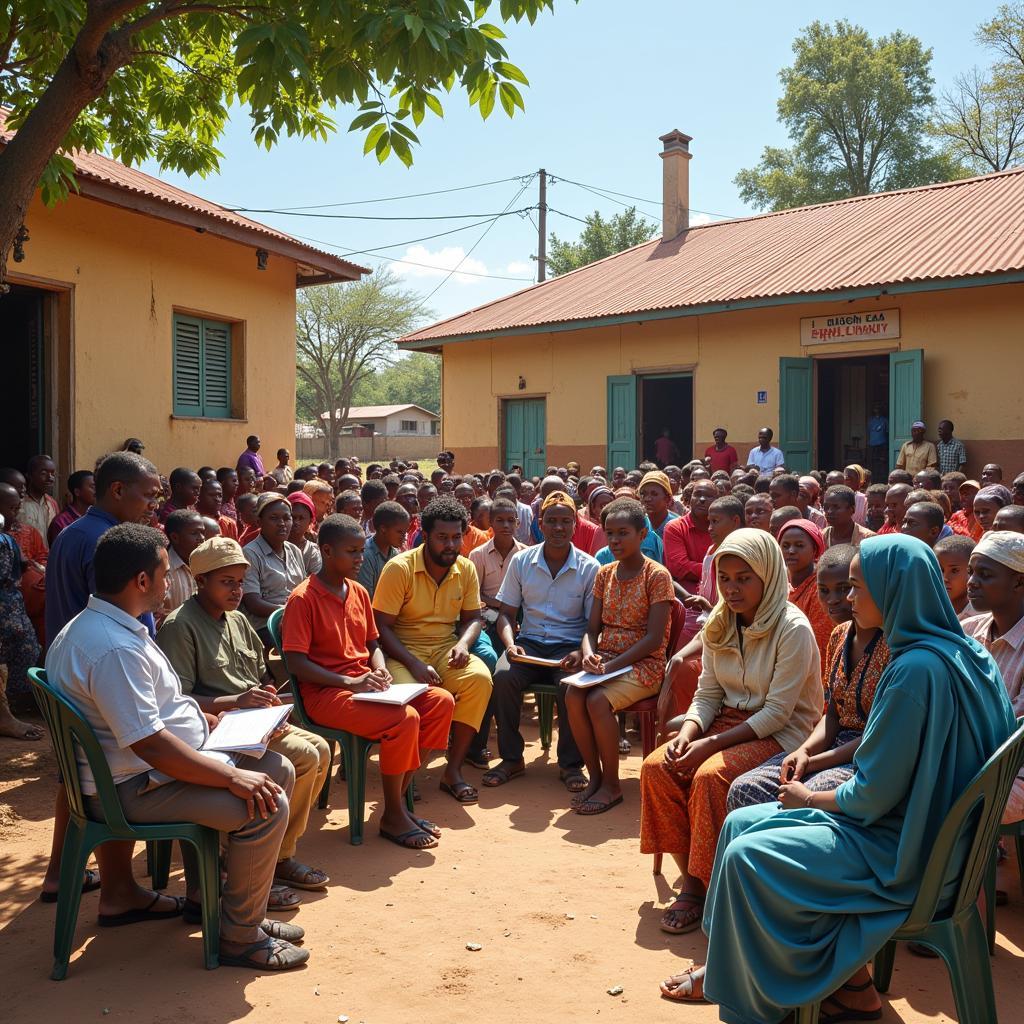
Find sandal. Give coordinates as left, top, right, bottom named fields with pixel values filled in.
left=819, top=979, right=882, bottom=1023
left=267, top=884, right=301, bottom=912
left=440, top=780, right=478, bottom=804
left=380, top=827, right=438, bottom=850
left=574, top=794, right=624, bottom=816
left=98, top=892, right=184, bottom=928
left=273, top=858, right=330, bottom=891
left=559, top=767, right=589, bottom=793
left=619, top=737, right=631, bottom=755
left=219, top=936, right=309, bottom=971
left=40, top=868, right=100, bottom=904
left=183, top=901, right=305, bottom=944
left=414, top=817, right=442, bottom=838
left=482, top=763, right=525, bottom=787
left=660, top=966, right=707, bottom=1003
left=660, top=892, right=705, bottom=934
left=464, top=749, right=492, bottom=770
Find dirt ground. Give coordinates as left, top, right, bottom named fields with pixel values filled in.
left=2, top=708, right=1023, bottom=1024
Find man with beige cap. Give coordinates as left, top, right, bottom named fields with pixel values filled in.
left=158, top=537, right=331, bottom=895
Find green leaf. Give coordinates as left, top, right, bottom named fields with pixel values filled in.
left=478, top=23, right=507, bottom=40
left=404, top=14, right=424, bottom=41
left=493, top=60, right=529, bottom=85
left=479, top=80, right=496, bottom=119
left=375, top=130, right=392, bottom=163
left=391, top=133, right=414, bottom=168
left=348, top=110, right=383, bottom=131
left=499, top=81, right=524, bottom=116
left=363, top=122, right=387, bottom=154
left=390, top=120, right=419, bottom=143
left=425, top=93, right=445, bottom=117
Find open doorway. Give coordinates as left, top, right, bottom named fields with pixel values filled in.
left=816, top=355, right=889, bottom=478
left=641, top=374, right=693, bottom=467
left=0, top=285, right=46, bottom=469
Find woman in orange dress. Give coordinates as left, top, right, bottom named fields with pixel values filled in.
left=779, top=518, right=833, bottom=663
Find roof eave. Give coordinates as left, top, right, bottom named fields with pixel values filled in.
left=398, top=270, right=1024, bottom=349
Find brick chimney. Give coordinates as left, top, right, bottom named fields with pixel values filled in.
left=660, top=130, right=692, bottom=240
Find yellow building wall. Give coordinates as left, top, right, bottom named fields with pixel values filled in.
left=10, top=190, right=299, bottom=475
left=440, top=283, right=1024, bottom=475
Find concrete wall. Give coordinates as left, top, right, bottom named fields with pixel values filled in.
left=439, top=283, right=1024, bottom=476
left=11, top=189, right=300, bottom=476
left=296, top=434, right=439, bottom=463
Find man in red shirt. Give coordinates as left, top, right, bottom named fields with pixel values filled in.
left=704, top=428, right=739, bottom=474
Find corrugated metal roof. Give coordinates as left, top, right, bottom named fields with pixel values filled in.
left=400, top=166, right=1024, bottom=345
left=0, top=110, right=368, bottom=283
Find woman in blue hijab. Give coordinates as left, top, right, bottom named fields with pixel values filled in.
left=660, top=534, right=1015, bottom=1021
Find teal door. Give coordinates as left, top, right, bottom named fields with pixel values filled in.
left=607, top=375, right=637, bottom=469
left=778, top=357, right=813, bottom=474
left=889, top=349, right=923, bottom=470
left=504, top=398, right=546, bottom=477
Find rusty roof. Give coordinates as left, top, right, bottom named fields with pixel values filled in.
left=400, top=166, right=1024, bottom=346
left=1, top=110, right=368, bottom=286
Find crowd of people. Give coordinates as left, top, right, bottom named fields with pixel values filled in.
left=1, top=425, right=1023, bottom=1016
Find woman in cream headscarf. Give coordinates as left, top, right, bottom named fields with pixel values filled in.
left=639, top=528, right=822, bottom=935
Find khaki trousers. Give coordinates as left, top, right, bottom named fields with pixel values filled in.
left=268, top=726, right=331, bottom=860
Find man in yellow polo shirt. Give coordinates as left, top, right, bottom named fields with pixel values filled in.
left=372, top=496, right=492, bottom=805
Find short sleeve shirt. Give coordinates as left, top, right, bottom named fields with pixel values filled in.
left=156, top=597, right=267, bottom=698
left=746, top=446, right=786, bottom=472
left=469, top=537, right=527, bottom=601
left=372, top=547, right=482, bottom=647
left=357, top=538, right=399, bottom=597
left=242, top=536, right=308, bottom=629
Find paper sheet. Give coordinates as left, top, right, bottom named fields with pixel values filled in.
left=203, top=704, right=292, bottom=753
left=351, top=682, right=429, bottom=706
left=561, top=665, right=634, bottom=688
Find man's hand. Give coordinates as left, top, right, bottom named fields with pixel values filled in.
left=581, top=652, right=605, bottom=674
left=780, top=748, right=810, bottom=784
left=448, top=643, right=470, bottom=669
left=409, top=659, right=443, bottom=686
left=560, top=651, right=582, bottom=672
left=203, top=712, right=220, bottom=731
left=235, top=685, right=280, bottom=709
left=505, top=644, right=527, bottom=661
left=227, top=768, right=282, bottom=819
left=350, top=669, right=392, bottom=693
left=778, top=779, right=811, bottom=810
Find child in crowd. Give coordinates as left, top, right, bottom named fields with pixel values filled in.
left=281, top=515, right=455, bottom=850
left=470, top=496, right=492, bottom=533
left=335, top=489, right=363, bottom=522
left=823, top=485, right=875, bottom=548
left=287, top=492, right=321, bottom=574
left=726, top=541, right=890, bottom=807
left=995, top=505, right=1024, bottom=533
left=935, top=534, right=978, bottom=620
left=743, top=493, right=773, bottom=531
left=235, top=492, right=259, bottom=545
left=567, top=498, right=673, bottom=815
left=973, top=484, right=1014, bottom=533
left=769, top=505, right=801, bottom=539
left=357, top=501, right=410, bottom=597
left=864, top=483, right=888, bottom=532
left=779, top=519, right=834, bottom=660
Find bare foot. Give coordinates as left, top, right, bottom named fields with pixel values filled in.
left=660, top=963, right=707, bottom=1002
left=0, top=709, right=42, bottom=740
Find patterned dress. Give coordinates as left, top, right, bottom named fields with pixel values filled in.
left=727, top=621, right=890, bottom=810
left=788, top=571, right=834, bottom=665
left=0, top=533, right=41, bottom=698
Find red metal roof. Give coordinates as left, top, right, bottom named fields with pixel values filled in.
left=0, top=110, right=368, bottom=284
left=400, top=166, right=1024, bottom=345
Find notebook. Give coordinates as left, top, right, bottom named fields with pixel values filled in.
left=509, top=652, right=565, bottom=668
left=202, top=704, right=292, bottom=756
left=561, top=665, right=633, bottom=688
left=351, top=682, right=429, bottom=706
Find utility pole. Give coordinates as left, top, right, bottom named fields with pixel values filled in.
left=537, top=168, right=547, bottom=283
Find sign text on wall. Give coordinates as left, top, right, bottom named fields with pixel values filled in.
left=800, top=308, right=900, bottom=346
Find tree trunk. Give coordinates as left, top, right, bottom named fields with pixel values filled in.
left=0, top=24, right=128, bottom=286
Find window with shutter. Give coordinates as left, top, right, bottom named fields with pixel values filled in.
left=172, top=314, right=235, bottom=418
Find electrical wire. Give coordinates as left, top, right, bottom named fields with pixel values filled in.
left=551, top=173, right=737, bottom=220
left=223, top=207, right=537, bottom=222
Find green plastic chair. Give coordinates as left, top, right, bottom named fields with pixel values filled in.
left=29, top=668, right=220, bottom=980
left=792, top=719, right=1024, bottom=1024
left=266, top=608, right=413, bottom=845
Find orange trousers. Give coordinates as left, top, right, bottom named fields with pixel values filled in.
left=301, top=685, right=455, bottom=775
left=639, top=707, right=782, bottom=886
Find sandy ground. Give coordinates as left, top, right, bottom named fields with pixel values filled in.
left=3, top=707, right=1023, bottom=1024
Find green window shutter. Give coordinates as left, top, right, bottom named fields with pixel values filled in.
left=889, top=349, right=923, bottom=470
left=201, top=320, right=232, bottom=418
left=173, top=315, right=203, bottom=417
left=778, top=357, right=813, bottom=474
left=606, top=375, right=637, bottom=471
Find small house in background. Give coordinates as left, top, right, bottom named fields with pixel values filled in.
left=400, top=130, right=1024, bottom=479
left=0, top=109, right=367, bottom=479
left=334, top=404, right=440, bottom=438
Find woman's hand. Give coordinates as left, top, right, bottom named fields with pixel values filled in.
left=505, top=644, right=527, bottom=661
left=664, top=734, right=690, bottom=771
left=581, top=652, right=605, bottom=674
left=682, top=594, right=711, bottom=613
left=675, top=737, right=716, bottom=772
left=778, top=779, right=812, bottom=810
left=780, top=748, right=810, bottom=783
left=560, top=651, right=582, bottom=672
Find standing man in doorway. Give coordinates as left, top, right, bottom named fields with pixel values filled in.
left=868, top=403, right=889, bottom=480
left=237, top=435, right=265, bottom=479
left=704, top=428, right=739, bottom=474
left=895, top=421, right=938, bottom=475
left=746, top=428, right=786, bottom=474
left=23, top=454, right=60, bottom=549
left=936, top=420, right=968, bottom=476
left=654, top=429, right=680, bottom=469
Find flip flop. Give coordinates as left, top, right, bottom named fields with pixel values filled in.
left=273, top=859, right=330, bottom=891
left=464, top=750, right=492, bottom=770
left=414, top=817, right=442, bottom=838
left=559, top=768, right=588, bottom=793
left=440, top=780, right=478, bottom=804
left=97, top=893, right=185, bottom=928
left=219, top=937, right=310, bottom=971
left=660, top=967, right=708, bottom=1003
left=482, top=764, right=525, bottom=787
left=660, top=893, right=705, bottom=935
left=574, top=794, right=624, bottom=816
left=40, top=868, right=100, bottom=904
left=380, top=827, right=438, bottom=850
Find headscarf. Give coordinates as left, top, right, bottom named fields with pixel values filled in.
left=703, top=528, right=791, bottom=652
left=638, top=470, right=673, bottom=498
left=255, top=492, right=289, bottom=517
left=974, top=531, right=1024, bottom=574
left=587, top=485, right=613, bottom=513
left=778, top=518, right=825, bottom=559
left=540, top=490, right=576, bottom=516
left=976, top=484, right=1013, bottom=508
left=287, top=491, right=317, bottom=518
left=845, top=465, right=866, bottom=488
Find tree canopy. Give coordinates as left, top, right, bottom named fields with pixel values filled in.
left=735, top=20, right=967, bottom=211
left=353, top=351, right=440, bottom=414
left=0, top=0, right=570, bottom=281
left=546, top=207, right=657, bottom=276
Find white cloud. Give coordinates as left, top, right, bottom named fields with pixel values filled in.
left=690, top=212, right=713, bottom=227
left=505, top=260, right=534, bottom=276
left=390, top=244, right=490, bottom=284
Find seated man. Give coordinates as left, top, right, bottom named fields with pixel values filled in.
left=482, top=491, right=599, bottom=793
left=46, top=524, right=307, bottom=970
left=158, top=509, right=205, bottom=625
left=372, top=497, right=492, bottom=805
left=157, top=537, right=331, bottom=894
left=283, top=515, right=454, bottom=848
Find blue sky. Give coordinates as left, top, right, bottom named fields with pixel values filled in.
left=147, top=1, right=993, bottom=324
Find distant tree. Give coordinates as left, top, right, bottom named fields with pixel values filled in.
left=0, top=0, right=568, bottom=285
left=547, top=207, right=657, bottom=276
left=295, top=271, right=426, bottom=461
left=354, top=351, right=441, bottom=414
left=930, top=5, right=1024, bottom=172
left=735, top=20, right=968, bottom=211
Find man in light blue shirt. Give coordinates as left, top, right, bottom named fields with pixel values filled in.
left=746, top=427, right=786, bottom=473
left=483, top=495, right=599, bottom=792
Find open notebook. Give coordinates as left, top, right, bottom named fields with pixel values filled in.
left=351, top=682, right=428, bottom=706
left=202, top=704, right=292, bottom=756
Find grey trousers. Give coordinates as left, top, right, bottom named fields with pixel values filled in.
left=98, top=751, right=295, bottom=944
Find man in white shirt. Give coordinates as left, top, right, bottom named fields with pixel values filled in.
left=46, top=523, right=307, bottom=970
left=747, top=427, right=786, bottom=473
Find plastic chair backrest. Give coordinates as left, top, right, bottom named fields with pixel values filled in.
left=266, top=607, right=318, bottom=733
left=28, top=667, right=135, bottom=836
left=667, top=598, right=687, bottom=655
left=902, top=717, right=1024, bottom=931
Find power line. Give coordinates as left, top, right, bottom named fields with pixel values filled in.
left=303, top=216, right=520, bottom=259
left=551, top=173, right=738, bottom=220
left=225, top=207, right=537, bottom=222
left=547, top=207, right=591, bottom=225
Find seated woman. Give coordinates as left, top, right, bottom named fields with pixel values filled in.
left=779, top=518, right=834, bottom=662
left=567, top=498, right=673, bottom=815
left=660, top=534, right=1015, bottom=1019
left=727, top=543, right=890, bottom=811
left=972, top=484, right=1014, bottom=534
left=640, top=529, right=823, bottom=934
